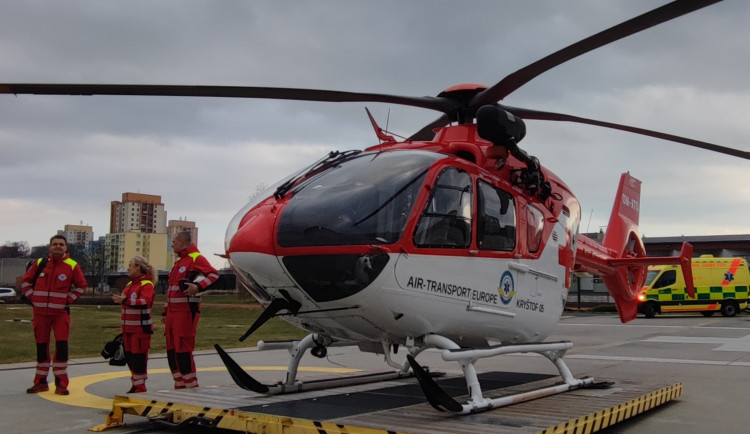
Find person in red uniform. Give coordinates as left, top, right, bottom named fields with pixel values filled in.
left=162, top=231, right=219, bottom=389
left=21, top=235, right=87, bottom=395
left=111, top=255, right=156, bottom=393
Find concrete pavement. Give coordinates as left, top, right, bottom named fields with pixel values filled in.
left=1, top=312, right=750, bottom=433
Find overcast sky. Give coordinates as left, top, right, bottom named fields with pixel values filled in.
left=1, top=0, right=749, bottom=269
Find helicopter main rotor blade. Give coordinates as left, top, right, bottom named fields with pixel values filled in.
left=503, top=105, right=750, bottom=161
left=471, top=0, right=723, bottom=107
left=0, top=83, right=460, bottom=114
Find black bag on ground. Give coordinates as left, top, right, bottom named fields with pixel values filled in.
left=101, top=333, right=126, bottom=366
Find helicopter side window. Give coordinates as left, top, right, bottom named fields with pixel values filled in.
left=526, top=205, right=545, bottom=253
left=414, top=167, right=472, bottom=248
left=652, top=270, right=676, bottom=289
left=477, top=181, right=516, bottom=251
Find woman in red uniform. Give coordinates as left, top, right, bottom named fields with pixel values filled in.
left=111, top=255, right=156, bottom=393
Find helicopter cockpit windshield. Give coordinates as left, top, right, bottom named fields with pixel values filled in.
left=277, top=150, right=440, bottom=247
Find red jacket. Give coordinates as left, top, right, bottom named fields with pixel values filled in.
left=121, top=274, right=155, bottom=333
left=164, top=244, right=219, bottom=314
left=21, top=253, right=87, bottom=316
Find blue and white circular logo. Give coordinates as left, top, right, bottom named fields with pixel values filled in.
left=179, top=266, right=187, bottom=273
left=498, top=271, right=515, bottom=305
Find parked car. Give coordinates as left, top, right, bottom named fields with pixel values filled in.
left=0, top=287, right=17, bottom=303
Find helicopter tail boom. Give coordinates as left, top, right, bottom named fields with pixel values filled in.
left=575, top=173, right=694, bottom=322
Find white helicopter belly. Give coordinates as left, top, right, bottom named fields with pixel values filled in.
left=230, top=245, right=567, bottom=347
left=390, top=251, right=564, bottom=345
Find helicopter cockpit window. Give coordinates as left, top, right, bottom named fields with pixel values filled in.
left=526, top=205, right=545, bottom=253
left=414, top=167, right=472, bottom=248
left=277, top=150, right=438, bottom=247
left=477, top=181, right=515, bottom=251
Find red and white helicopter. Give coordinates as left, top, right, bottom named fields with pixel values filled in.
left=2, top=0, right=748, bottom=414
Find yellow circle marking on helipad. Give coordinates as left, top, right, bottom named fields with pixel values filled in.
left=37, top=366, right=360, bottom=409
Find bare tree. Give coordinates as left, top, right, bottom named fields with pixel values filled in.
left=0, top=241, right=30, bottom=258
left=66, top=243, right=89, bottom=273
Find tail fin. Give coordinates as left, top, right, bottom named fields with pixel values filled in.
left=600, top=173, right=647, bottom=322
left=575, top=173, right=693, bottom=322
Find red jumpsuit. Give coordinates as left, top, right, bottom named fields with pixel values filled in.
left=120, top=275, right=155, bottom=393
left=163, top=244, right=219, bottom=388
left=20, top=253, right=86, bottom=390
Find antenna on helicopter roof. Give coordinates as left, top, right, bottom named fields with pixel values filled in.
left=365, top=108, right=397, bottom=144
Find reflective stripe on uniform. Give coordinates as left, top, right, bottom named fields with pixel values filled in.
left=33, top=302, right=67, bottom=310
left=124, top=308, right=151, bottom=315
left=123, top=320, right=153, bottom=326
left=31, top=291, right=67, bottom=298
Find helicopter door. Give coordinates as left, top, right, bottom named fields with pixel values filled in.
left=476, top=180, right=516, bottom=252
left=475, top=181, right=528, bottom=309
left=413, top=167, right=472, bottom=248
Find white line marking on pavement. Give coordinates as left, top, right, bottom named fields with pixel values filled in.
left=566, top=354, right=750, bottom=367
left=644, top=334, right=750, bottom=352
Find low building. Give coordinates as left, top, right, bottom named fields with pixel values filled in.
left=643, top=234, right=750, bottom=260
left=0, top=258, right=32, bottom=288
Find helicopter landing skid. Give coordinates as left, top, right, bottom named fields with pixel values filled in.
left=407, top=335, right=607, bottom=414
left=215, top=335, right=420, bottom=395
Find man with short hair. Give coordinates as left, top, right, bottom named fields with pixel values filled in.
left=21, top=235, right=87, bottom=395
left=162, top=231, right=219, bottom=389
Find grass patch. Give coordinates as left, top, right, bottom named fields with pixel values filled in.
left=0, top=294, right=307, bottom=364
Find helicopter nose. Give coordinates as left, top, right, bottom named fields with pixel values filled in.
left=225, top=205, right=287, bottom=303
left=226, top=205, right=278, bottom=257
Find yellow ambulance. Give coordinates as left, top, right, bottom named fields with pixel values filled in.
left=637, top=255, right=750, bottom=318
